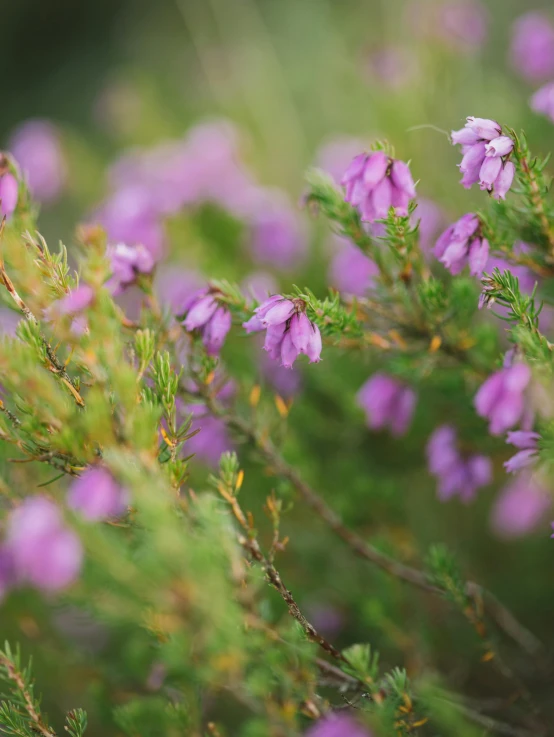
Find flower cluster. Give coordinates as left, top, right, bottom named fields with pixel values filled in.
left=474, top=362, right=531, bottom=435
left=342, top=150, right=416, bottom=222
left=0, top=497, right=82, bottom=595
left=451, top=117, right=515, bottom=198
left=357, top=373, right=416, bottom=437
left=182, top=288, right=232, bottom=356
left=491, top=474, right=551, bottom=539
left=434, top=213, right=488, bottom=275
left=243, top=295, right=322, bottom=368
left=427, top=425, right=491, bottom=502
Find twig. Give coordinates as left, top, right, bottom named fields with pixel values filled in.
left=0, top=652, right=57, bottom=737
left=201, top=391, right=544, bottom=663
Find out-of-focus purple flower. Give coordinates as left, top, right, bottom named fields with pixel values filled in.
left=259, top=350, right=302, bottom=398
left=365, top=45, right=418, bottom=90
left=491, top=473, right=551, bottom=538
left=475, top=363, right=531, bottom=435
left=9, top=120, right=66, bottom=203
left=415, top=197, right=444, bottom=254
left=0, top=309, right=20, bottom=337
left=357, top=373, right=416, bottom=437
left=436, top=1, right=488, bottom=52
left=182, top=384, right=235, bottom=467
left=154, top=266, right=203, bottom=317
left=241, top=272, right=279, bottom=303
left=316, top=136, right=369, bottom=184
left=452, top=118, right=514, bottom=198
left=243, top=295, right=322, bottom=368
left=427, top=425, right=492, bottom=502
left=94, top=185, right=166, bottom=262
left=182, top=289, right=232, bottom=355
left=53, top=285, right=95, bottom=316
left=328, top=236, right=379, bottom=297
left=434, top=213, right=489, bottom=276
left=0, top=173, right=19, bottom=218
left=6, top=497, right=82, bottom=592
left=247, top=192, right=307, bottom=271
left=107, top=243, right=155, bottom=295
left=342, top=151, right=416, bottom=222
left=530, top=83, right=554, bottom=123
left=68, top=467, right=128, bottom=521
left=510, top=13, right=554, bottom=82
left=306, top=713, right=371, bottom=737
left=504, top=431, right=540, bottom=474
left=306, top=602, right=344, bottom=638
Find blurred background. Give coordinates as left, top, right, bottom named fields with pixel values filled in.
left=3, top=0, right=554, bottom=729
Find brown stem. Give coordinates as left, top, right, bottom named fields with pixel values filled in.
left=0, top=652, right=57, bottom=737
left=201, top=392, right=544, bottom=663
left=0, top=253, right=85, bottom=407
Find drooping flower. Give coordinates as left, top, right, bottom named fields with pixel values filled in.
left=305, top=713, right=371, bottom=737
left=182, top=288, right=232, bottom=356
left=504, top=431, right=540, bottom=474
left=107, top=242, right=155, bottom=295
left=427, top=425, right=492, bottom=502
left=6, top=497, right=82, bottom=592
left=0, top=173, right=19, bottom=218
left=243, top=295, right=322, bottom=368
left=434, top=213, right=489, bottom=276
left=530, top=83, right=554, bottom=124
left=68, top=467, right=128, bottom=521
left=491, top=473, right=551, bottom=538
left=475, top=363, right=531, bottom=435
left=328, top=236, right=379, bottom=297
left=9, top=120, right=67, bottom=203
left=510, top=13, right=554, bottom=83
left=341, top=151, right=416, bottom=222
left=357, top=373, right=416, bottom=437
left=451, top=118, right=515, bottom=198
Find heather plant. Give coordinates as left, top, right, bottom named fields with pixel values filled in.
left=2, top=104, right=554, bottom=737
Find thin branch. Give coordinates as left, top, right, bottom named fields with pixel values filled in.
left=0, top=652, right=56, bottom=737
left=201, top=391, right=544, bottom=663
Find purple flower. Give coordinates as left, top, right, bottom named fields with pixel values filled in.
left=427, top=425, right=492, bottom=502
left=154, top=266, right=203, bottom=317
left=357, top=373, right=416, bottom=437
left=247, top=192, right=307, bottom=271
left=530, top=83, right=554, bottom=123
left=182, top=289, right=232, bottom=355
left=6, top=497, right=82, bottom=592
left=68, top=467, right=128, bottom=521
left=416, top=197, right=445, bottom=255
left=0, top=173, right=19, bottom=218
left=504, top=431, right=540, bottom=474
left=510, top=13, right=554, bottom=82
left=243, top=295, right=322, bottom=368
left=9, top=120, right=66, bottom=203
left=53, top=285, right=95, bottom=316
left=491, top=474, right=551, bottom=538
left=452, top=118, right=514, bottom=198
left=434, top=213, right=489, bottom=276
left=306, top=713, right=371, bottom=737
left=342, top=151, right=416, bottom=222
left=436, top=1, right=488, bottom=53
left=475, top=363, right=531, bottom=435
left=259, top=350, right=302, bottom=398
left=328, top=236, right=379, bottom=297
left=181, top=383, right=235, bottom=467
left=365, top=46, right=418, bottom=90
left=107, top=243, right=155, bottom=294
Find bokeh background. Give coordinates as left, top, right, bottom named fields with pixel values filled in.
left=3, top=0, right=554, bottom=731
